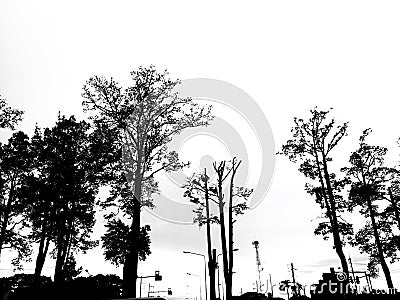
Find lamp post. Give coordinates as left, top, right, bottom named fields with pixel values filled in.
left=183, top=251, right=208, bottom=300
left=187, top=272, right=202, bottom=300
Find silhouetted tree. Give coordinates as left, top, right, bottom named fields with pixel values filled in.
left=342, top=129, right=395, bottom=288
left=0, top=131, right=33, bottom=267
left=279, top=108, right=351, bottom=276
left=184, top=169, right=218, bottom=300
left=279, top=280, right=291, bottom=300
left=98, top=167, right=154, bottom=270
left=382, top=138, right=400, bottom=251
left=22, top=116, right=101, bottom=284
left=0, top=96, right=23, bottom=130
left=279, top=280, right=304, bottom=299
left=20, top=126, right=57, bottom=282
left=0, top=97, right=27, bottom=266
left=82, top=66, right=213, bottom=297
left=385, top=182, right=400, bottom=251
left=50, top=116, right=101, bottom=284
left=22, top=117, right=117, bottom=282
left=185, top=158, right=251, bottom=300
left=63, top=255, right=83, bottom=281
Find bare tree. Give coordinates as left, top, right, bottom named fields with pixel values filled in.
left=185, top=158, right=251, bottom=299
left=184, top=169, right=218, bottom=300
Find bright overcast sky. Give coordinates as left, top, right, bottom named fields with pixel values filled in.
left=1, top=0, right=400, bottom=298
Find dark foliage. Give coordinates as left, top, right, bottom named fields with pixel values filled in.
left=342, top=129, right=396, bottom=288
left=0, top=97, right=23, bottom=130
left=102, top=219, right=151, bottom=266
left=0, top=273, right=122, bottom=300
left=0, top=131, right=34, bottom=267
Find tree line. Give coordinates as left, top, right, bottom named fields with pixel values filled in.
left=3, top=67, right=399, bottom=300
left=280, top=108, right=400, bottom=291
left=1, top=66, right=252, bottom=300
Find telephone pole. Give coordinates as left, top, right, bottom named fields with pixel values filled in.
left=269, top=274, right=273, bottom=297
left=290, top=263, right=298, bottom=297
left=348, top=255, right=357, bottom=293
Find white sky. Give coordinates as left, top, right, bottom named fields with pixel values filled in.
left=1, top=0, right=400, bottom=298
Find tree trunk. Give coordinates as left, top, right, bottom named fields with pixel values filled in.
left=217, top=176, right=230, bottom=300
left=204, top=170, right=216, bottom=300
left=123, top=171, right=142, bottom=297
left=54, top=211, right=72, bottom=284
left=320, top=152, right=349, bottom=275
left=227, top=164, right=237, bottom=299
left=34, top=223, right=50, bottom=282
left=123, top=245, right=138, bottom=297
left=54, top=236, right=70, bottom=284
left=366, top=192, right=394, bottom=289
left=0, top=215, right=8, bottom=261
left=212, top=249, right=217, bottom=300
left=54, top=241, right=65, bottom=284
left=0, top=183, right=15, bottom=261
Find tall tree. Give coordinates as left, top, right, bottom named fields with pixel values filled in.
left=21, top=116, right=103, bottom=284
left=185, top=158, right=251, bottom=300
left=0, top=97, right=27, bottom=268
left=213, top=159, right=250, bottom=300
left=0, top=131, right=33, bottom=266
left=82, top=66, right=213, bottom=297
left=279, top=108, right=351, bottom=275
left=50, top=115, right=101, bottom=284
left=184, top=169, right=218, bottom=300
left=20, top=126, right=56, bottom=281
left=342, top=129, right=395, bottom=288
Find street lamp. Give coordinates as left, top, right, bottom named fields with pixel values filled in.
left=187, top=272, right=202, bottom=300
left=183, top=251, right=208, bottom=300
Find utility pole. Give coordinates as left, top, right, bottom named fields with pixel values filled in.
left=290, top=263, right=297, bottom=297
left=348, top=256, right=357, bottom=293
left=139, top=275, right=143, bottom=297
left=269, top=274, right=273, bottom=297
left=147, top=283, right=153, bottom=297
